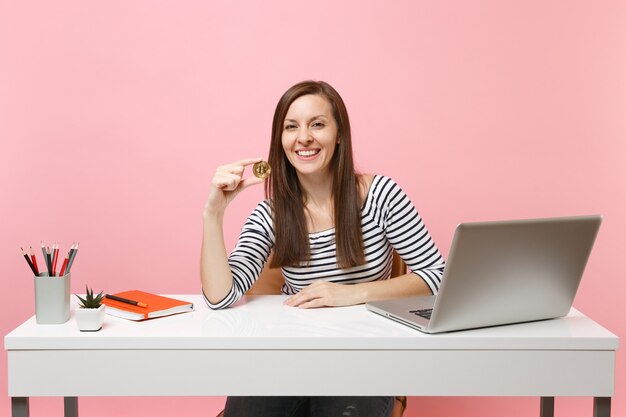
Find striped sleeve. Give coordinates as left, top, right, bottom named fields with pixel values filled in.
left=378, top=177, right=446, bottom=294
left=203, top=201, right=274, bottom=309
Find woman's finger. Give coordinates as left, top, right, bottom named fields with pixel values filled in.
left=232, top=157, right=264, bottom=167
left=284, top=286, right=321, bottom=307
left=217, top=157, right=264, bottom=180
left=218, top=157, right=263, bottom=175
left=296, top=298, right=325, bottom=309
left=212, top=173, right=242, bottom=190
left=238, top=176, right=266, bottom=191
left=217, top=164, right=245, bottom=176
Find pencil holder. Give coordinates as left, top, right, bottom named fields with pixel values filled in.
left=34, top=273, right=71, bottom=324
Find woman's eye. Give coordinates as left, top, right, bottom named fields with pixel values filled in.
left=312, top=122, right=325, bottom=128
left=284, top=124, right=296, bottom=130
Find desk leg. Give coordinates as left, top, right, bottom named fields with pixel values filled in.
left=540, top=397, right=554, bottom=417
left=11, top=397, right=29, bottom=417
left=64, top=397, right=78, bottom=417
left=594, top=397, right=611, bottom=417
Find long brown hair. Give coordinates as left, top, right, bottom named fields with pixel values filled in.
left=266, top=80, right=365, bottom=269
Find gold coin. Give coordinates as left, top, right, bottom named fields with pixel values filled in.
left=253, top=161, right=272, bottom=179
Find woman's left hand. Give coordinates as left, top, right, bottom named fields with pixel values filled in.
left=283, top=281, right=364, bottom=308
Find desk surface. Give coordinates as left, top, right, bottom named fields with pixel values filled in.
left=5, top=294, right=618, bottom=351
left=4, top=295, right=619, bottom=398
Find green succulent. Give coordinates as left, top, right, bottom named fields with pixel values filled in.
left=76, top=286, right=104, bottom=309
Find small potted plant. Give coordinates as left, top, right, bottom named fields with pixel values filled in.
left=75, top=286, right=105, bottom=331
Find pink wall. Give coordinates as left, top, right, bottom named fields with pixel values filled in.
left=1, top=1, right=624, bottom=416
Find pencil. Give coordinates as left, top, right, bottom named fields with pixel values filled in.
left=21, top=247, right=38, bottom=275
left=41, top=242, right=50, bottom=275
left=51, top=243, right=59, bottom=276
left=66, top=244, right=75, bottom=270
left=59, top=254, right=70, bottom=276
left=66, top=242, right=79, bottom=273
left=105, top=294, right=148, bottom=308
left=29, top=246, right=40, bottom=276
left=46, top=246, right=52, bottom=276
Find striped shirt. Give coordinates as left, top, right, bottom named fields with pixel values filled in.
left=204, top=175, right=445, bottom=310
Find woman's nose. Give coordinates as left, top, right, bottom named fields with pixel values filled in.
left=297, top=128, right=312, bottom=143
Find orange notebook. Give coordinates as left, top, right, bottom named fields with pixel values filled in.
left=102, top=290, right=194, bottom=321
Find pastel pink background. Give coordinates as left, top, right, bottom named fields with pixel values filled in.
left=1, top=1, right=624, bottom=416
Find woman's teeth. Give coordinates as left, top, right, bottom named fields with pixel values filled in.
left=297, top=150, right=319, bottom=157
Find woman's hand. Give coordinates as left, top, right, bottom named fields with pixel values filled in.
left=204, top=157, right=265, bottom=216
left=283, top=273, right=432, bottom=309
left=283, top=281, right=365, bottom=308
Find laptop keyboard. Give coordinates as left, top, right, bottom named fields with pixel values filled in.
left=409, top=308, right=432, bottom=319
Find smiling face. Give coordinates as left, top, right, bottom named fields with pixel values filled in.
left=281, top=94, right=339, bottom=179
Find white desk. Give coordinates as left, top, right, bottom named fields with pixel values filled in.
left=5, top=295, right=618, bottom=417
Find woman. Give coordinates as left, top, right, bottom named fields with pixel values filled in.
left=201, top=80, right=445, bottom=417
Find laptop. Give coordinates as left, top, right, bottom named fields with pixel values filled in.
left=366, top=215, right=602, bottom=333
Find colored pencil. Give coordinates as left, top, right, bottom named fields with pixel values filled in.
left=41, top=242, right=50, bottom=275
left=66, top=242, right=79, bottom=273
left=21, top=247, right=38, bottom=275
left=46, top=246, right=52, bottom=276
left=51, top=243, right=59, bottom=276
left=59, top=254, right=70, bottom=276
left=29, top=246, right=39, bottom=276
left=66, top=245, right=75, bottom=267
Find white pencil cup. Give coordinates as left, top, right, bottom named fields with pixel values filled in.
left=34, top=273, right=71, bottom=324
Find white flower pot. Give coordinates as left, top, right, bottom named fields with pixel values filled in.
left=75, top=304, right=105, bottom=331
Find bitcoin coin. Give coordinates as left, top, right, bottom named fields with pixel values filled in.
left=252, top=161, right=271, bottom=179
